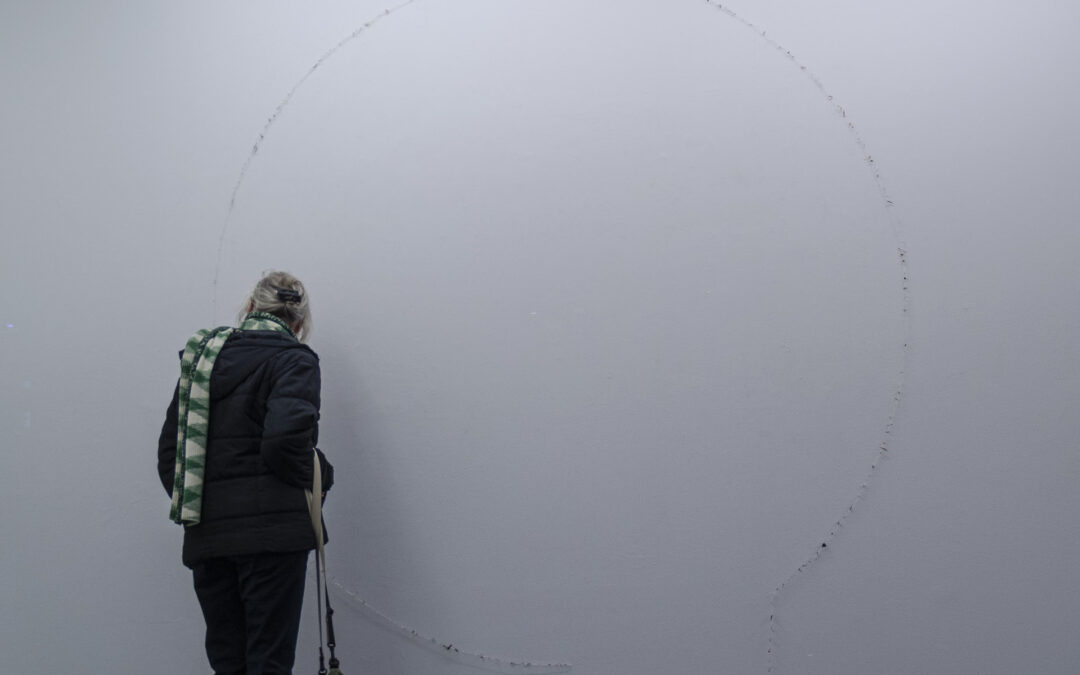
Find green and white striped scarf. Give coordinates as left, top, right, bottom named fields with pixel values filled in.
left=170, top=312, right=297, bottom=525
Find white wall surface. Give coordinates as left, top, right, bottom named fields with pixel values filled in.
left=2, top=1, right=1077, bottom=673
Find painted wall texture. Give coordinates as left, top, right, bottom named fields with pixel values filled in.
left=2, top=1, right=1077, bottom=673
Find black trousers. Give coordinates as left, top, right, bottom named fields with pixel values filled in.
left=192, top=550, right=309, bottom=675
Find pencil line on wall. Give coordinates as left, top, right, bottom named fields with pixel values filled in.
left=215, top=2, right=911, bottom=671
left=212, top=0, right=421, bottom=319
left=701, top=3, right=912, bottom=672
left=329, top=577, right=574, bottom=673
left=212, top=2, right=574, bottom=669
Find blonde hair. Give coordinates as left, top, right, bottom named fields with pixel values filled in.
left=239, top=270, right=312, bottom=342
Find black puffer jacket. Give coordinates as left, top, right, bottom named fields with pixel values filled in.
left=158, top=329, right=332, bottom=568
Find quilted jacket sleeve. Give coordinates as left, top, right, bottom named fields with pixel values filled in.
left=261, top=348, right=321, bottom=489
left=157, top=379, right=180, bottom=495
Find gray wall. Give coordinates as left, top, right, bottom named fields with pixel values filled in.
left=2, top=1, right=1077, bottom=673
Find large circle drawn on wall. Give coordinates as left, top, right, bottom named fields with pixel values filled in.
left=215, top=1, right=905, bottom=671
